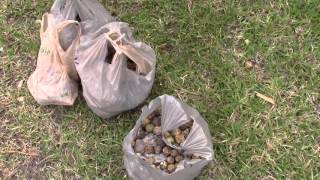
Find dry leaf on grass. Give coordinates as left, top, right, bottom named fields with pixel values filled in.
left=187, top=0, right=193, bottom=12
left=245, top=60, right=255, bottom=68
left=17, top=80, right=24, bottom=90
left=255, top=92, right=275, bottom=105
left=17, top=97, right=24, bottom=102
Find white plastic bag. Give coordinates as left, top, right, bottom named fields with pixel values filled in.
left=27, top=13, right=81, bottom=105
left=123, top=95, right=214, bottom=180
left=50, top=0, right=78, bottom=22
left=50, top=0, right=115, bottom=43
left=75, top=22, right=156, bottom=118
left=50, top=0, right=115, bottom=52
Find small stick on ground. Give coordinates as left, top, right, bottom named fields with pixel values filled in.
left=255, top=92, right=275, bottom=105
left=0, top=150, right=38, bottom=156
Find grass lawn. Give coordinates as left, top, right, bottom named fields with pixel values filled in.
left=1, top=0, right=320, bottom=179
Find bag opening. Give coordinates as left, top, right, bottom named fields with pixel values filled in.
left=127, top=58, right=137, bottom=72
left=126, top=56, right=147, bottom=76
left=75, top=13, right=81, bottom=22
left=105, top=41, right=116, bottom=64
left=59, top=23, right=79, bottom=51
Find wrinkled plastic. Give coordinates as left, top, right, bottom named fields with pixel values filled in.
left=75, top=22, right=156, bottom=118
left=27, top=13, right=81, bottom=105
left=28, top=0, right=116, bottom=106
left=51, top=0, right=115, bottom=35
left=123, top=95, right=214, bottom=180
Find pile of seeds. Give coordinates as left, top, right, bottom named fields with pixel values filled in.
left=163, top=120, right=193, bottom=146
left=132, top=109, right=202, bottom=174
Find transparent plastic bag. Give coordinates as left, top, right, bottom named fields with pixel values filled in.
left=49, top=0, right=115, bottom=80
left=75, top=22, right=156, bottom=118
left=51, top=0, right=115, bottom=35
left=123, top=95, right=214, bottom=180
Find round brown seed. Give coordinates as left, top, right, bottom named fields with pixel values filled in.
left=162, top=146, right=171, bottom=156
left=171, top=128, right=182, bottom=136
left=143, top=118, right=151, bottom=127
left=155, top=137, right=165, bottom=147
left=160, top=161, right=167, bottom=170
left=170, top=149, right=179, bottom=157
left=134, top=139, right=144, bottom=153
left=153, top=126, right=162, bottom=136
left=152, top=116, right=161, bottom=126
left=164, top=132, right=171, bottom=138
left=154, top=146, right=162, bottom=154
left=165, top=136, right=175, bottom=144
left=145, top=124, right=155, bottom=133
left=144, top=146, right=154, bottom=154
left=167, top=164, right=176, bottom=173
left=175, top=133, right=185, bottom=144
left=166, top=156, right=175, bottom=164
left=136, top=128, right=147, bottom=139
left=175, top=155, right=183, bottom=162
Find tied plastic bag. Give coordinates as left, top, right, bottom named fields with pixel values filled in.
left=75, top=22, right=156, bottom=118
left=123, top=95, right=214, bottom=180
left=50, top=0, right=78, bottom=23
left=51, top=0, right=115, bottom=35
left=50, top=0, right=115, bottom=57
left=27, top=13, right=81, bottom=105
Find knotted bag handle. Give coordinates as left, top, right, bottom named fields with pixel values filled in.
left=105, top=31, right=152, bottom=75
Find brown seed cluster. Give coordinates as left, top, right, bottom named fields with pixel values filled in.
left=132, top=109, right=202, bottom=174
left=164, top=120, right=193, bottom=146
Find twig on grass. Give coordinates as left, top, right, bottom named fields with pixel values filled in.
left=0, top=150, right=38, bottom=156
left=255, top=92, right=275, bottom=105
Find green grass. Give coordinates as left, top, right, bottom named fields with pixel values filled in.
left=1, top=0, right=320, bottom=179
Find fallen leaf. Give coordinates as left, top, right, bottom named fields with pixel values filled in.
left=259, top=176, right=277, bottom=180
left=266, top=139, right=273, bottom=151
left=246, top=54, right=264, bottom=69
left=187, top=0, right=193, bottom=12
left=35, top=19, right=42, bottom=24
left=17, top=96, right=24, bottom=102
left=245, top=39, right=250, bottom=45
left=295, top=27, right=304, bottom=35
left=158, top=43, right=175, bottom=53
left=245, top=60, right=255, bottom=68
left=255, top=92, right=275, bottom=105
left=17, top=80, right=24, bottom=90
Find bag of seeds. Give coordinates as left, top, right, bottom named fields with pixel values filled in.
left=75, top=22, right=156, bottom=118
left=27, top=13, right=81, bottom=105
left=50, top=0, right=115, bottom=40
left=123, top=95, right=214, bottom=180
